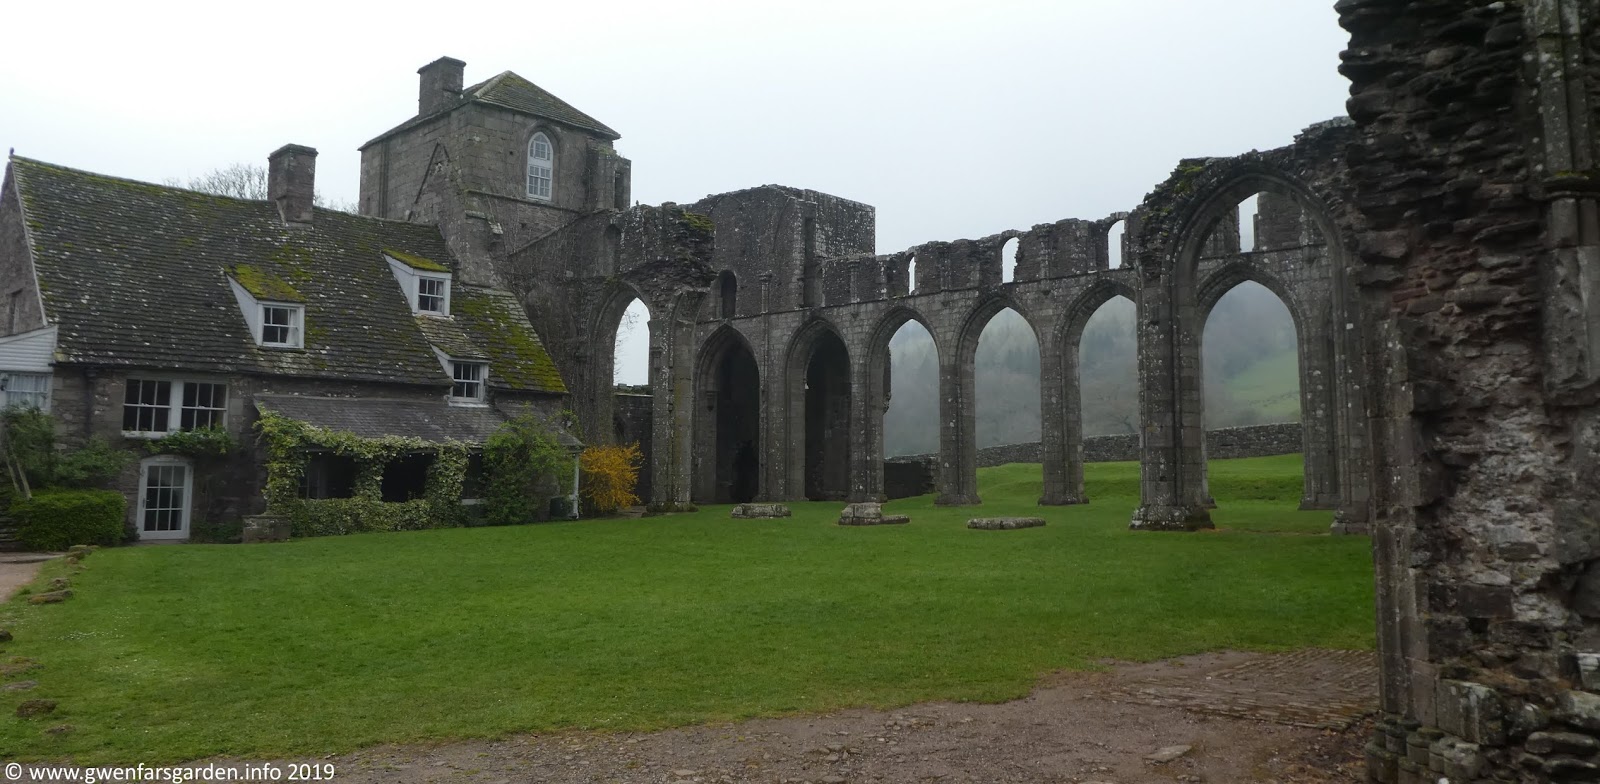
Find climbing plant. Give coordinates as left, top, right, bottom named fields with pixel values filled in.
left=254, top=410, right=470, bottom=536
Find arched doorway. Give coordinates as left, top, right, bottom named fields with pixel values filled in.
left=786, top=322, right=852, bottom=501
left=693, top=327, right=761, bottom=503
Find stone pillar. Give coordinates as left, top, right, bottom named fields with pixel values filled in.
left=1296, top=311, right=1340, bottom=511
left=849, top=348, right=878, bottom=502
left=935, top=353, right=979, bottom=505
left=1038, top=336, right=1083, bottom=504
left=1130, top=273, right=1212, bottom=530
left=647, top=295, right=701, bottom=512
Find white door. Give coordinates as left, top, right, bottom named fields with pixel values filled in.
left=139, top=458, right=191, bottom=541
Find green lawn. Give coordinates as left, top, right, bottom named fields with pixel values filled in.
left=0, top=455, right=1372, bottom=763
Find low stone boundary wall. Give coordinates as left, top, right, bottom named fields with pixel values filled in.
left=884, top=423, right=1303, bottom=498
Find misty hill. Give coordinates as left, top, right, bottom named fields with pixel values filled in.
left=883, top=282, right=1300, bottom=456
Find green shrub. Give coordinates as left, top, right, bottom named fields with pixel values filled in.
left=2, top=408, right=131, bottom=489
left=482, top=414, right=572, bottom=527
left=13, top=489, right=126, bottom=551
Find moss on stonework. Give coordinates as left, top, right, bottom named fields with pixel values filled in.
left=452, top=289, right=567, bottom=393
left=682, top=212, right=714, bottom=233
left=230, top=264, right=305, bottom=302
left=383, top=248, right=451, bottom=272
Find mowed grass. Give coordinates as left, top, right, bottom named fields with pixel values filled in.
left=0, top=454, right=1371, bottom=763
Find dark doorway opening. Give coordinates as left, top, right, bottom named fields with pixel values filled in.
left=805, top=330, right=851, bottom=500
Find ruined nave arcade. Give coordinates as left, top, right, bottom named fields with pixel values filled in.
left=528, top=119, right=1370, bottom=533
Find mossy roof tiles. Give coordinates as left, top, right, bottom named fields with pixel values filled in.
left=9, top=156, right=567, bottom=395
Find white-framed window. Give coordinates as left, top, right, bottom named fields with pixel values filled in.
left=417, top=276, right=449, bottom=315
left=527, top=132, right=553, bottom=200
left=0, top=372, right=50, bottom=412
left=386, top=256, right=453, bottom=317
left=450, top=361, right=487, bottom=403
left=123, top=380, right=227, bottom=435
left=259, top=304, right=303, bottom=348
left=138, top=456, right=191, bottom=540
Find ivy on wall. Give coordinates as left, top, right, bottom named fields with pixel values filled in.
left=254, top=410, right=470, bottom=537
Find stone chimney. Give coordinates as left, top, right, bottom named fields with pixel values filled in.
left=268, top=144, right=318, bottom=227
left=418, top=56, right=466, bottom=116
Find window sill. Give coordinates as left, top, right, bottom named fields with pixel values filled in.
left=446, top=399, right=488, bottom=408
left=122, top=431, right=168, bottom=440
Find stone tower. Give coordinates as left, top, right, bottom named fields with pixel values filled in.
left=357, top=56, right=633, bottom=288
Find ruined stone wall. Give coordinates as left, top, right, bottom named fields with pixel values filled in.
left=613, top=391, right=654, bottom=500
left=688, top=186, right=874, bottom=313
left=1338, top=1, right=1600, bottom=781
left=889, top=423, right=1305, bottom=470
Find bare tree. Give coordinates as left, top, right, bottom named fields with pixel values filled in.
left=165, top=164, right=357, bottom=213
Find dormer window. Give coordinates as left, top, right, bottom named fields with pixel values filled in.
left=418, top=276, right=449, bottom=314
left=228, top=273, right=306, bottom=349
left=527, top=132, right=553, bottom=201
left=385, top=251, right=453, bottom=317
left=450, top=361, right=486, bottom=403
left=260, top=304, right=303, bottom=348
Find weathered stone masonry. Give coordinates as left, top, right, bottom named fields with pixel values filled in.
left=1337, top=1, right=1600, bottom=781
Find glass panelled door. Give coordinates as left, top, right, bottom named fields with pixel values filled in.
left=139, top=459, right=191, bottom=540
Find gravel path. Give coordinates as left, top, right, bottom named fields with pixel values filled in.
left=141, top=651, right=1372, bottom=784
left=0, top=553, right=52, bottom=601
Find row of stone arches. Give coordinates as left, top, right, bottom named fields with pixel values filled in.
left=568, top=154, right=1366, bottom=532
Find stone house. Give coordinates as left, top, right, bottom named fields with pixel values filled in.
left=0, top=144, right=571, bottom=542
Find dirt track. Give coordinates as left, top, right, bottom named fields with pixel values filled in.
left=176, top=650, right=1372, bottom=784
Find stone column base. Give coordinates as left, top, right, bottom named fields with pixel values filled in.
left=1129, top=504, right=1214, bottom=531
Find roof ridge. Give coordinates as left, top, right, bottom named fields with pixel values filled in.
left=469, top=71, right=516, bottom=96
left=10, top=156, right=269, bottom=206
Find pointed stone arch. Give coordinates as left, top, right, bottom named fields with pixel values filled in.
left=862, top=305, right=942, bottom=500
left=782, top=317, right=853, bottom=500
left=1041, top=278, right=1140, bottom=505
left=692, top=323, right=762, bottom=503
left=942, top=295, right=1042, bottom=505
left=1129, top=159, right=1364, bottom=531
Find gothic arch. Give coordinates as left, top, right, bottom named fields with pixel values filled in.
left=938, top=295, right=1042, bottom=505
left=692, top=323, right=763, bottom=503
left=1040, top=278, right=1140, bottom=505
left=1130, top=158, right=1361, bottom=529
left=861, top=305, right=942, bottom=499
left=782, top=318, right=853, bottom=500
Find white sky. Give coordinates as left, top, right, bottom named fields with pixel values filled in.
left=0, top=0, right=1351, bottom=385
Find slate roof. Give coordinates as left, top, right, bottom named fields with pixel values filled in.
left=360, top=70, right=620, bottom=150
left=257, top=395, right=502, bottom=442
left=7, top=156, right=567, bottom=394
left=255, top=396, right=581, bottom=447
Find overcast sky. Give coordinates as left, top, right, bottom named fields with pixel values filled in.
left=1, top=0, right=1350, bottom=383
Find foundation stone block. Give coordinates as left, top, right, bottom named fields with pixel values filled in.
left=731, top=504, right=791, bottom=519
left=837, top=502, right=909, bottom=526
left=967, top=517, right=1046, bottom=530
